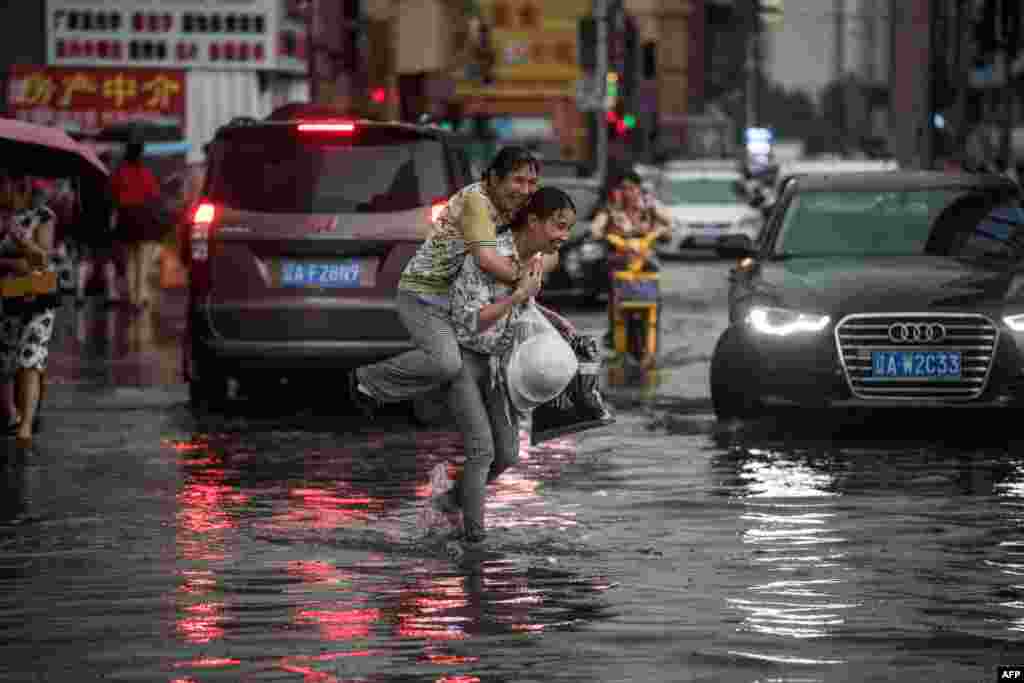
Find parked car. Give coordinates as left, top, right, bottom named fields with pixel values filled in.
left=537, top=174, right=610, bottom=304
left=653, top=168, right=764, bottom=258
left=710, top=170, right=1024, bottom=419
left=185, top=115, right=474, bottom=406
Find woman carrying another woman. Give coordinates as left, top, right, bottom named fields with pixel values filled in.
left=439, top=187, right=579, bottom=552
left=0, top=172, right=59, bottom=442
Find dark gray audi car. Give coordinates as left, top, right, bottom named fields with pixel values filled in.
left=710, top=170, right=1024, bottom=419
left=184, top=114, right=474, bottom=406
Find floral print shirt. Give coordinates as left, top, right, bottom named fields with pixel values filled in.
left=0, top=206, right=54, bottom=255
left=449, top=230, right=526, bottom=355
left=398, top=182, right=513, bottom=297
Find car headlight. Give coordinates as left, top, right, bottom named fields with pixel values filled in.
left=1004, top=313, right=1024, bottom=331
left=746, top=306, right=831, bottom=336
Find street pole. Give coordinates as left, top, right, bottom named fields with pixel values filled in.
left=595, top=0, right=609, bottom=187
left=745, top=0, right=760, bottom=132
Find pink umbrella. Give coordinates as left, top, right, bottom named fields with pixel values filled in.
left=0, top=117, right=109, bottom=179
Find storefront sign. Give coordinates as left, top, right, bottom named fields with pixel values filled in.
left=45, top=0, right=307, bottom=74
left=8, top=65, right=186, bottom=135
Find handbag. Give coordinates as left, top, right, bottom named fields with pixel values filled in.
left=1, top=269, right=60, bottom=315
left=529, top=306, right=615, bottom=445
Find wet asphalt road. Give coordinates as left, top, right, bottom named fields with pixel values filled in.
left=3, top=256, right=1024, bottom=682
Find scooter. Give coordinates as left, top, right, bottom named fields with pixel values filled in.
left=605, top=230, right=662, bottom=369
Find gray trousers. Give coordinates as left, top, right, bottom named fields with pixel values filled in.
left=448, top=348, right=520, bottom=541
left=356, top=290, right=462, bottom=402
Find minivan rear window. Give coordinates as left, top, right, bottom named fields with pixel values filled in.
left=208, top=127, right=452, bottom=214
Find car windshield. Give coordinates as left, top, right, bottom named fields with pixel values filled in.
left=209, top=127, right=451, bottom=214
left=660, top=177, right=740, bottom=205
left=773, top=187, right=1024, bottom=264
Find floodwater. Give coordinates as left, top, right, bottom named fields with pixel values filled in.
left=2, top=263, right=1023, bottom=682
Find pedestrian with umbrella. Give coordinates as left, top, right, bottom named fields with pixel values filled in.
left=0, top=118, right=110, bottom=443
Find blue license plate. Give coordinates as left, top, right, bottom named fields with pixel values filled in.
left=281, top=259, right=372, bottom=288
left=871, top=351, right=961, bottom=378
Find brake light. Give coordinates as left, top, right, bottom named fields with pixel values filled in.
left=430, top=200, right=447, bottom=223
left=190, top=200, right=217, bottom=263
left=297, top=121, right=356, bottom=134
left=192, top=202, right=216, bottom=224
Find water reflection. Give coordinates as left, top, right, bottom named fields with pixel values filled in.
left=990, top=458, right=1024, bottom=635
left=710, top=416, right=1024, bottom=678
left=167, top=422, right=614, bottom=681
left=724, top=445, right=855, bottom=652
left=50, top=301, right=183, bottom=387
left=0, top=446, right=29, bottom=526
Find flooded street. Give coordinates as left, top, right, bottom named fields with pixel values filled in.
left=2, top=259, right=1024, bottom=682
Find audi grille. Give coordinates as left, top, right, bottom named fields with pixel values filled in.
left=835, top=312, right=998, bottom=401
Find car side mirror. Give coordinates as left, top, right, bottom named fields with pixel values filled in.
left=716, top=234, right=757, bottom=260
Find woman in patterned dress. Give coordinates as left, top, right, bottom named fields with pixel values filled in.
left=0, top=172, right=58, bottom=442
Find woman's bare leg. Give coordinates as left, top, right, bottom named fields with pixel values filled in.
left=15, top=369, right=40, bottom=440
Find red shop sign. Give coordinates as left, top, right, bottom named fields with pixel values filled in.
left=7, top=65, right=186, bottom=134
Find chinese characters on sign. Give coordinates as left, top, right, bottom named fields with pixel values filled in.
left=7, top=66, right=186, bottom=135
left=45, top=0, right=302, bottom=73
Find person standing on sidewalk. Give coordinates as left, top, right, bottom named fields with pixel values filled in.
left=349, top=146, right=542, bottom=416
left=75, top=151, right=121, bottom=306
left=110, top=142, right=163, bottom=311
left=0, top=172, right=60, bottom=443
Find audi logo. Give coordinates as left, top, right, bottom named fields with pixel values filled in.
left=888, top=322, right=946, bottom=344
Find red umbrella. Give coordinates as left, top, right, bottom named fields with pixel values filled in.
left=0, top=117, right=108, bottom=180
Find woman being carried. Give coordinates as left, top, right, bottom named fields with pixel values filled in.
left=439, top=187, right=579, bottom=551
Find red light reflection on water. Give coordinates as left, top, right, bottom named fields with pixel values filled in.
left=172, top=657, right=241, bottom=669
left=262, top=486, right=382, bottom=531
left=176, top=570, right=226, bottom=644
left=287, top=559, right=354, bottom=587
left=396, top=576, right=471, bottom=641
left=420, top=650, right=480, bottom=665
left=295, top=606, right=381, bottom=641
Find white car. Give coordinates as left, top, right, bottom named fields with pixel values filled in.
left=654, top=169, right=764, bottom=257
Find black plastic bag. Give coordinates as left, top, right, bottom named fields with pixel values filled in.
left=530, top=332, right=615, bottom=445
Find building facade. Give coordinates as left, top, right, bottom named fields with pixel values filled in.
left=3, top=0, right=311, bottom=163
left=338, top=0, right=703, bottom=166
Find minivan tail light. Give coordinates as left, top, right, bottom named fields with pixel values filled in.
left=297, top=121, right=356, bottom=134
left=190, top=200, right=217, bottom=263
left=430, top=200, right=447, bottom=223
left=193, top=202, right=216, bottom=224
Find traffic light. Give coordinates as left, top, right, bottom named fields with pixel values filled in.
left=606, top=108, right=636, bottom=138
